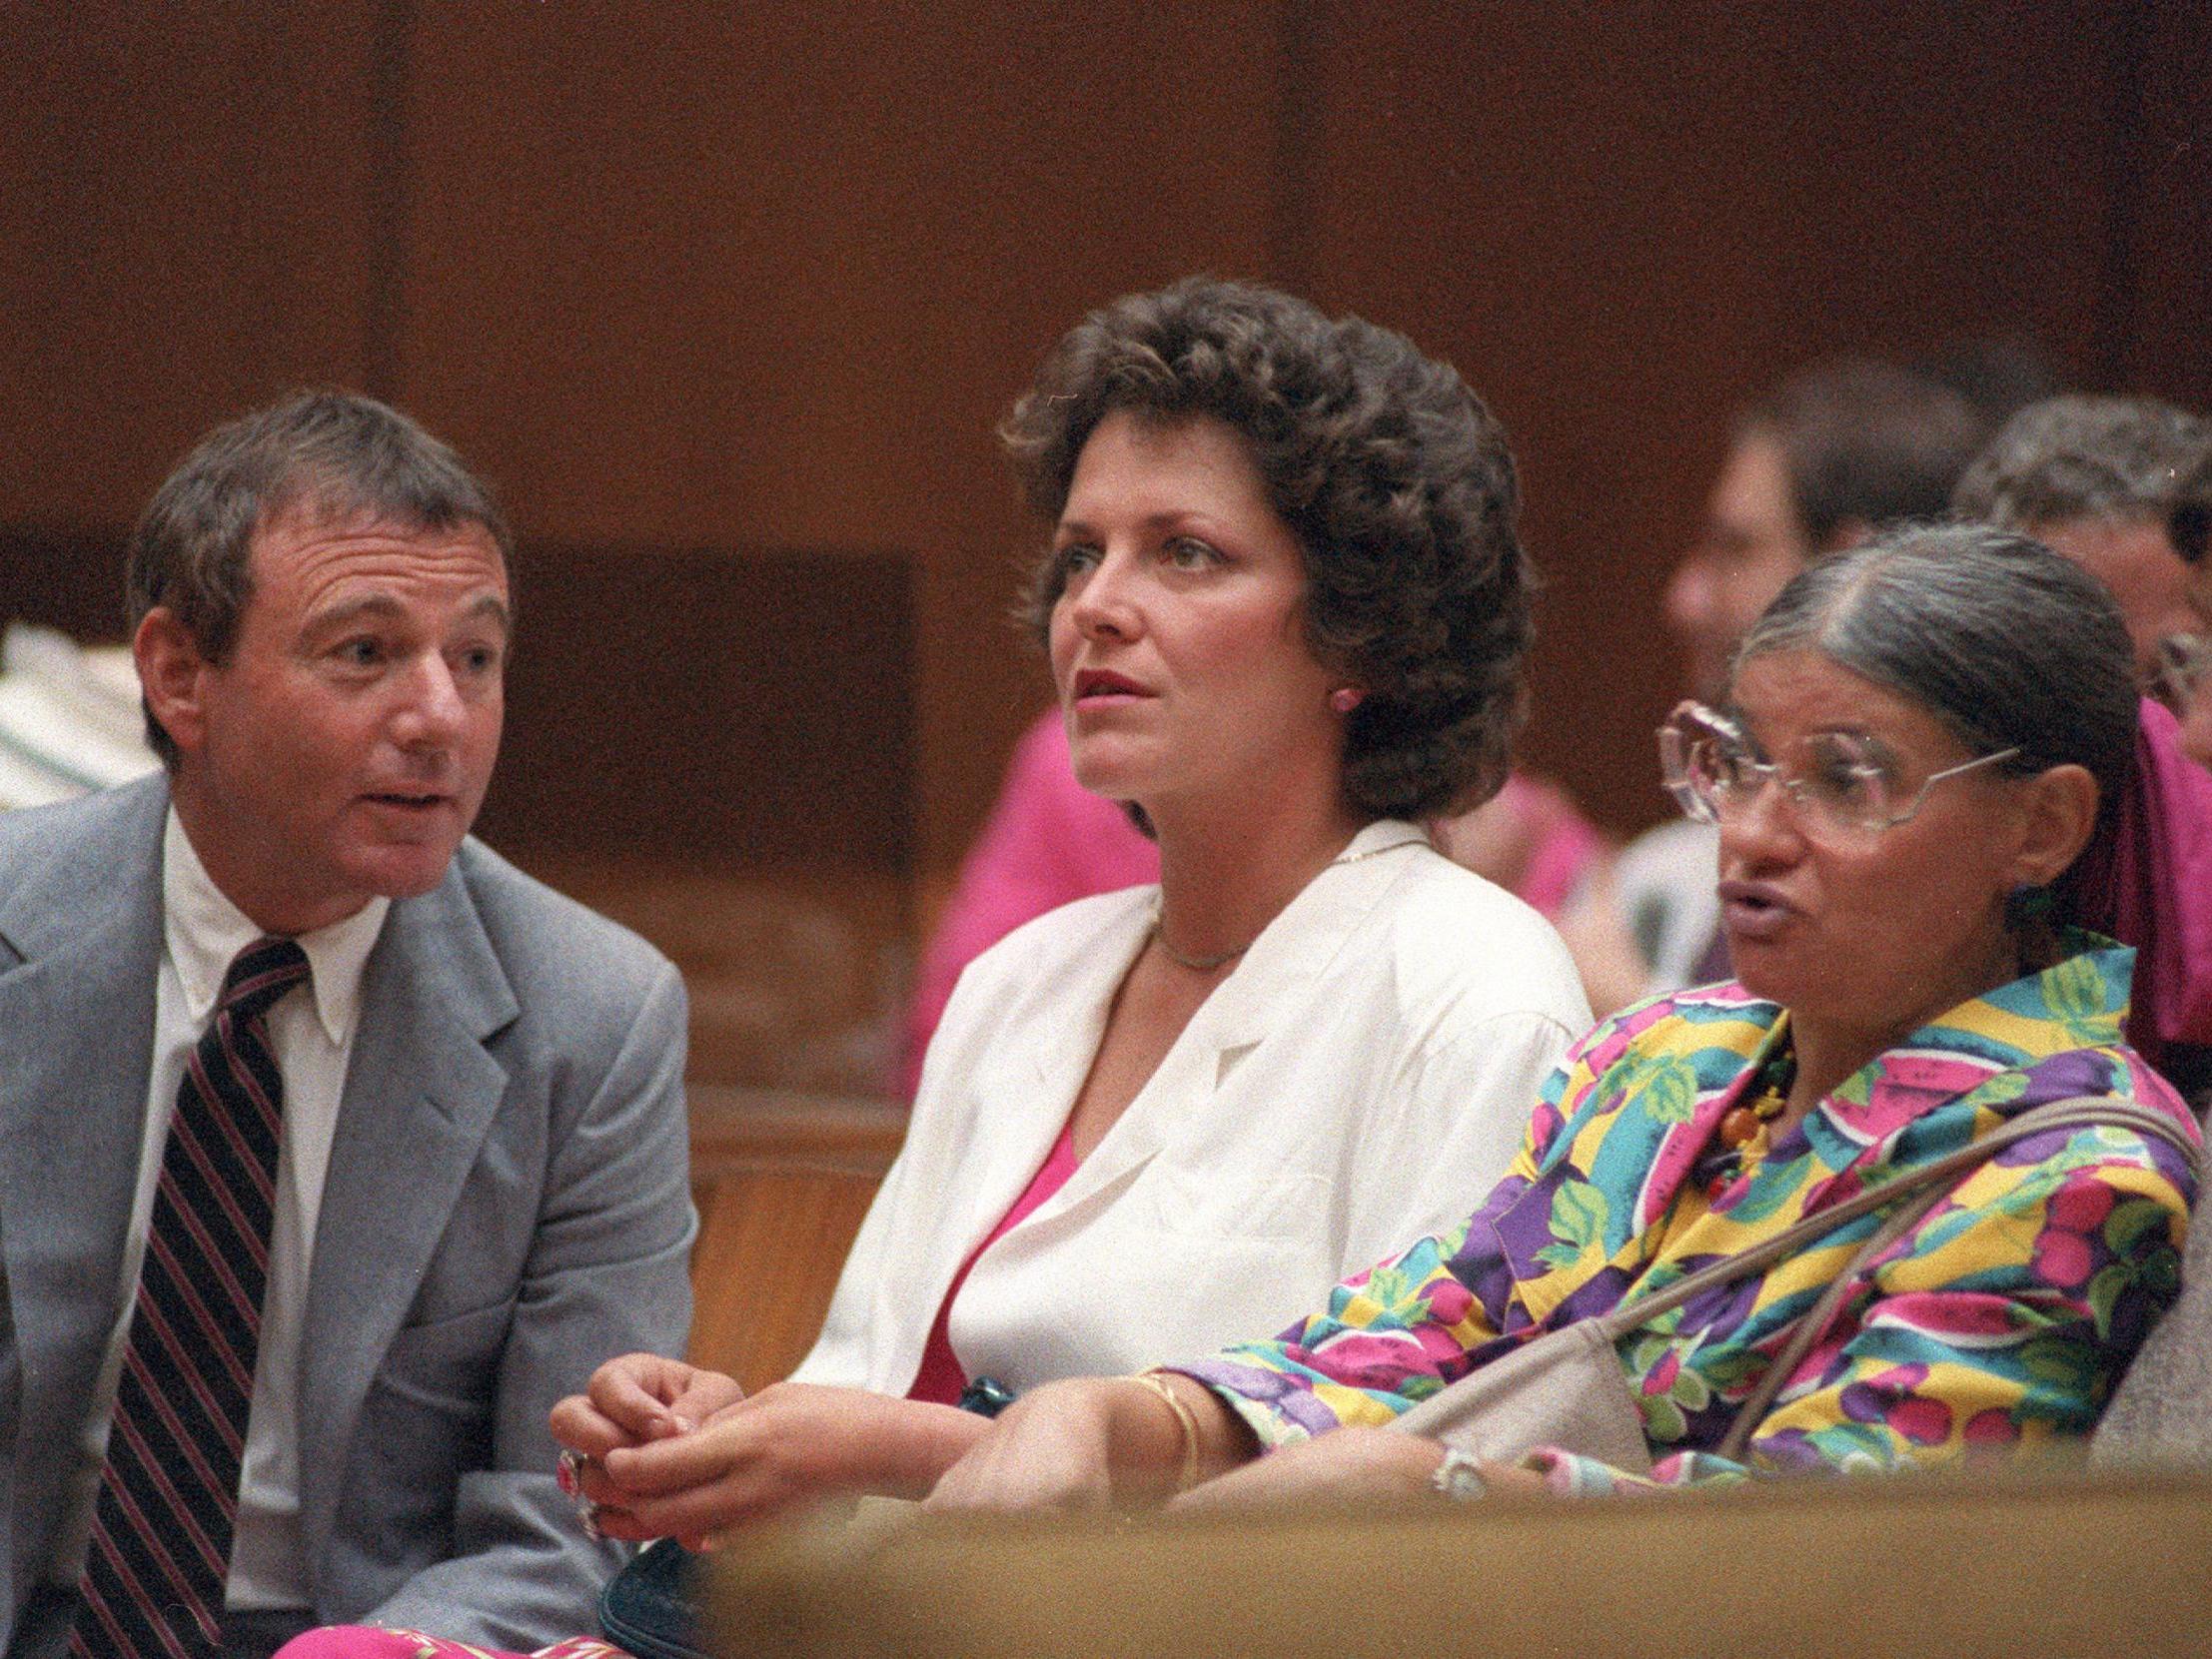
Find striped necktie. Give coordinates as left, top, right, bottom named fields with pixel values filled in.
left=70, top=937, right=311, bottom=1659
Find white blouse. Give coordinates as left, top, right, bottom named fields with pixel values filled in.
left=794, top=820, right=1593, bottom=1394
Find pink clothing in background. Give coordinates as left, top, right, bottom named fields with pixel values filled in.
left=2073, top=697, right=2212, bottom=1093
left=1456, top=771, right=1611, bottom=918
left=272, top=1632, right=620, bottom=1658
left=898, top=710, right=1609, bottom=1097
left=897, top=714, right=1159, bottom=1096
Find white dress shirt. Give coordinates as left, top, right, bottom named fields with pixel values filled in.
left=796, top=819, right=1594, bottom=1394
left=54, top=811, right=389, bottom=1611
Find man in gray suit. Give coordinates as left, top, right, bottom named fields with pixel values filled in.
left=0, top=393, right=692, bottom=1657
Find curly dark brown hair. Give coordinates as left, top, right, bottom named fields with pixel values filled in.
left=1002, top=277, right=1532, bottom=820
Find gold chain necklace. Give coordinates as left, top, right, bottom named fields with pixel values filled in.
left=1149, top=832, right=1413, bottom=974
left=1151, top=928, right=1250, bottom=972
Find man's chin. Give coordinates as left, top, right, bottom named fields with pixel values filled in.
left=353, top=837, right=468, bottom=902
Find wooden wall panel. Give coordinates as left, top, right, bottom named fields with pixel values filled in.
left=1, top=0, right=2200, bottom=882
left=394, top=1, right=1281, bottom=874
left=0, top=1, right=382, bottom=531
left=2114, top=3, right=2212, bottom=412
left=478, top=545, right=913, bottom=866
left=683, top=1080, right=906, bottom=1388
left=1298, top=0, right=2131, bottom=833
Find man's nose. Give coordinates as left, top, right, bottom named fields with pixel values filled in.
left=392, top=652, right=467, bottom=747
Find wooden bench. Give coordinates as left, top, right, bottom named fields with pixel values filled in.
left=685, top=1085, right=908, bottom=1391
left=711, top=1462, right=2212, bottom=1657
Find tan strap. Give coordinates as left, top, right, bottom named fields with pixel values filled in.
left=1710, top=1179, right=1953, bottom=1462
left=1592, top=1096, right=2199, bottom=1347
left=1703, top=1096, right=2197, bottom=1461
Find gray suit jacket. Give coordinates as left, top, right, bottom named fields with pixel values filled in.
left=0, top=775, right=694, bottom=1651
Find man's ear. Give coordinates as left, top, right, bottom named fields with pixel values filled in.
left=134, top=607, right=210, bottom=757
left=2009, top=761, right=2101, bottom=889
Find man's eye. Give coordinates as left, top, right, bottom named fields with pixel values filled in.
left=337, top=638, right=384, bottom=666
left=459, top=644, right=502, bottom=675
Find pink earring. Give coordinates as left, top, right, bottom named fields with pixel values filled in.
left=1329, top=687, right=1365, bottom=714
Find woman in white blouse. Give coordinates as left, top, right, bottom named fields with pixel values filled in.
left=551, top=278, right=1593, bottom=1547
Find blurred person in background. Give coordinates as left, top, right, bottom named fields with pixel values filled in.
left=1565, top=359, right=1989, bottom=1012
left=1953, top=395, right=2212, bottom=1098
left=1953, top=395, right=2209, bottom=676
left=2171, top=444, right=2212, bottom=769
left=0, top=622, right=159, bottom=810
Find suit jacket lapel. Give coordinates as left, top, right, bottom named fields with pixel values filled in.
left=0, top=777, right=167, bottom=1595
left=295, top=856, right=518, bottom=1555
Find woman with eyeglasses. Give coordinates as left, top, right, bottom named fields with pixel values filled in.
left=926, top=523, right=2201, bottom=1514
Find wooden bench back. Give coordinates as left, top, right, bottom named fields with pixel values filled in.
left=711, top=1462, right=2212, bottom=1658
left=686, top=1086, right=907, bottom=1392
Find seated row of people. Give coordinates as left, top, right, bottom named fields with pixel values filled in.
left=927, top=524, right=2199, bottom=1513
left=5, top=276, right=2206, bottom=1659
left=911, top=344, right=2212, bottom=1070
left=291, top=280, right=2209, bottom=1659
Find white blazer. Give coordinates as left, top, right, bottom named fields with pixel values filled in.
left=795, top=820, right=1593, bottom=1394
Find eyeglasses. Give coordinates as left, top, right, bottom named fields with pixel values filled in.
left=1659, top=700, right=2020, bottom=846
left=2154, top=633, right=2212, bottom=714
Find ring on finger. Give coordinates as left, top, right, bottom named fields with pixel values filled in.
left=556, top=1447, right=588, bottom=1498
left=557, top=1448, right=606, bottom=1540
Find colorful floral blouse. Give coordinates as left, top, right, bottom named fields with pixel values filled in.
left=1181, top=939, right=2201, bottom=1495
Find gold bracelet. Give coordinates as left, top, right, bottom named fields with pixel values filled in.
left=1120, top=1371, right=1202, bottom=1493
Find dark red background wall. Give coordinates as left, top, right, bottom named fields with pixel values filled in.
left=5, top=1, right=2206, bottom=879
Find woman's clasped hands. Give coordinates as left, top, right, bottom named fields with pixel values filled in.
left=550, top=1354, right=996, bottom=1548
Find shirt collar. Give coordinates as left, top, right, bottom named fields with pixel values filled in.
left=1705, top=929, right=2138, bottom=1140
left=1340, top=817, right=1429, bottom=862
left=162, top=808, right=391, bottom=1044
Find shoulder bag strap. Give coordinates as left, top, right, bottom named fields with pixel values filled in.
left=1704, top=1096, right=2198, bottom=1461
left=1707, top=1178, right=1955, bottom=1463
left=1588, top=1096, right=2200, bottom=1348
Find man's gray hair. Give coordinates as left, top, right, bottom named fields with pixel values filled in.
left=1952, top=395, right=2210, bottom=532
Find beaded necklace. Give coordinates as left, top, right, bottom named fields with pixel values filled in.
left=1699, top=1044, right=1795, bottom=1199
